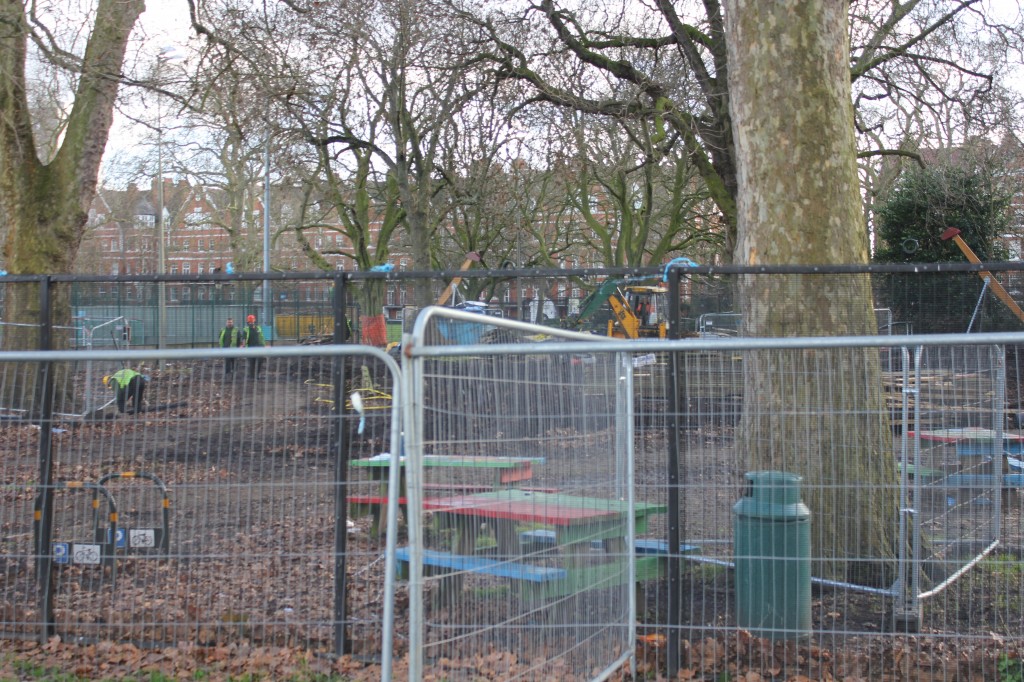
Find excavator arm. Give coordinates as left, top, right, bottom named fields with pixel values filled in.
left=435, top=252, right=481, bottom=306
left=607, top=292, right=641, bottom=339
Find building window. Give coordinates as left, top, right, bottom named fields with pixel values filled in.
left=335, top=261, right=344, bottom=271
left=183, top=239, right=189, bottom=251
left=170, top=265, right=179, bottom=275
left=182, top=287, right=191, bottom=301
left=169, top=287, right=178, bottom=302
left=387, top=286, right=395, bottom=306
left=110, top=239, right=117, bottom=251
left=197, top=288, right=205, bottom=301
left=198, top=239, right=204, bottom=251
left=198, top=264, right=205, bottom=274
left=111, top=264, right=119, bottom=276
left=183, top=262, right=191, bottom=275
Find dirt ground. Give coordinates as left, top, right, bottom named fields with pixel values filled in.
left=2, top=357, right=1024, bottom=680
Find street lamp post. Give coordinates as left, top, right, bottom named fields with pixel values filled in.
left=155, top=46, right=182, bottom=358
left=156, top=104, right=166, bottom=357
left=263, top=137, right=272, bottom=335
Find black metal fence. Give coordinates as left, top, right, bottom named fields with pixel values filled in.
left=4, top=261, right=1024, bottom=351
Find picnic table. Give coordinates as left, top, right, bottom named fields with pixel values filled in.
left=348, top=453, right=545, bottom=535
left=906, top=429, right=1024, bottom=505
left=403, top=489, right=670, bottom=600
left=909, top=428, right=1024, bottom=457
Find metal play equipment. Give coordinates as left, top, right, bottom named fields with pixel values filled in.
left=73, top=315, right=132, bottom=418
left=941, top=227, right=1024, bottom=328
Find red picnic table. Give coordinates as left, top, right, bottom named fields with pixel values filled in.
left=411, top=489, right=669, bottom=599
left=908, top=428, right=1024, bottom=457
left=348, top=454, right=545, bottom=536
left=423, top=489, right=666, bottom=556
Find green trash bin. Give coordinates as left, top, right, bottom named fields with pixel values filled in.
left=733, top=471, right=811, bottom=639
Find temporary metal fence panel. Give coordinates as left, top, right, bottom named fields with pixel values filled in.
left=623, top=331, right=1024, bottom=681
left=400, top=323, right=1024, bottom=681
left=403, top=307, right=638, bottom=682
left=903, top=345, right=1005, bottom=605
left=0, top=345, right=401, bottom=672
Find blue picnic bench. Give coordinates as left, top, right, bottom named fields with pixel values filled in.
left=394, top=547, right=566, bottom=583
left=394, top=537, right=702, bottom=598
left=519, top=530, right=700, bottom=557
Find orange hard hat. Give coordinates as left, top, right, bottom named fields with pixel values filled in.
left=247, top=315, right=256, bottom=323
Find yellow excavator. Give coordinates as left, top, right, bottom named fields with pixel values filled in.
left=572, top=279, right=668, bottom=339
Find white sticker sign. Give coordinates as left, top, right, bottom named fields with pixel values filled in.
left=129, top=529, right=156, bottom=548
left=72, top=543, right=101, bottom=565
left=633, top=353, right=656, bottom=368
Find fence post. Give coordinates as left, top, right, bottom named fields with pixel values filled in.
left=34, top=276, right=57, bottom=640
left=665, top=266, right=683, bottom=677
left=332, top=273, right=350, bottom=656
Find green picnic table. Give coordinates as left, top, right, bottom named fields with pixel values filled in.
left=348, top=454, right=545, bottom=536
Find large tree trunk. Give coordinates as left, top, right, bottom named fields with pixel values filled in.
left=0, top=0, right=144, bottom=410
left=725, top=0, right=897, bottom=584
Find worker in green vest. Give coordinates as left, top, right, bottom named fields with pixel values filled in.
left=219, top=317, right=242, bottom=375
left=102, top=368, right=149, bottom=414
left=241, top=314, right=266, bottom=378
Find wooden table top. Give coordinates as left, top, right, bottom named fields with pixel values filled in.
left=909, top=428, right=1024, bottom=443
left=350, top=454, right=544, bottom=469
left=422, top=490, right=667, bottom=527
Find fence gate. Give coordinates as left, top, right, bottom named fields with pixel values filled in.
left=403, top=307, right=642, bottom=682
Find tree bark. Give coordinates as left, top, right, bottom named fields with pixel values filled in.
left=725, top=0, right=897, bottom=583
left=0, top=0, right=144, bottom=408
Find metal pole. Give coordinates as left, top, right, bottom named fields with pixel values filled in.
left=157, top=88, right=167, bottom=360
left=263, top=138, right=272, bottom=334
left=332, top=274, right=349, bottom=655
left=35, top=277, right=57, bottom=640
left=665, top=266, right=683, bottom=677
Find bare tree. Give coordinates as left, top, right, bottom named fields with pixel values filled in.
left=558, top=108, right=722, bottom=266
left=456, top=0, right=1023, bottom=262
left=0, top=0, right=144, bottom=281
left=188, top=0, right=505, bottom=310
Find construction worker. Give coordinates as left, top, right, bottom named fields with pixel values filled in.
left=219, top=317, right=241, bottom=374
left=103, top=368, right=149, bottom=414
left=241, top=314, right=265, bottom=378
